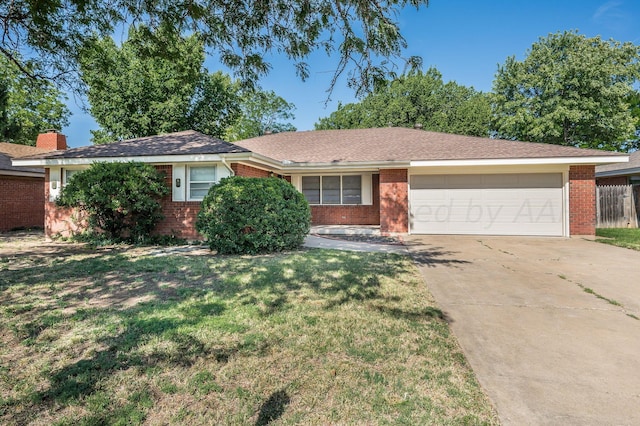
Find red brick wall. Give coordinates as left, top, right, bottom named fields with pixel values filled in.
left=153, top=165, right=202, bottom=239
left=44, top=169, right=84, bottom=237
left=0, top=175, right=45, bottom=232
left=310, top=174, right=380, bottom=225
left=231, top=163, right=271, bottom=178
left=43, top=163, right=281, bottom=240
left=596, top=176, right=627, bottom=186
left=379, top=169, right=408, bottom=234
left=569, top=165, right=596, bottom=236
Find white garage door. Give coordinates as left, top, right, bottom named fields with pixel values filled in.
left=410, top=173, right=564, bottom=236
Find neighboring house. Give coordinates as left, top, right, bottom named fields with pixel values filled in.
left=596, top=151, right=640, bottom=186
left=0, top=139, right=58, bottom=232
left=13, top=128, right=627, bottom=238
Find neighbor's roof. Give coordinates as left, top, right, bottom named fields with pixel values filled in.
left=596, top=150, right=640, bottom=176
left=0, top=142, right=49, bottom=175
left=236, top=128, right=627, bottom=164
left=16, top=130, right=250, bottom=161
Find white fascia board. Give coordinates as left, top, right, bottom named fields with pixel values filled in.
left=596, top=166, right=640, bottom=177
left=13, top=152, right=281, bottom=169
left=13, top=153, right=257, bottom=167
left=410, top=156, right=629, bottom=168
left=282, top=161, right=410, bottom=173
left=227, top=152, right=284, bottom=170
left=0, top=170, right=44, bottom=178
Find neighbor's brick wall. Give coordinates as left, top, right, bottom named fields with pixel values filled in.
left=569, top=165, right=596, bottom=236
left=310, top=174, right=380, bottom=225
left=0, top=175, right=45, bottom=232
left=379, top=169, right=408, bottom=234
left=596, top=176, right=628, bottom=186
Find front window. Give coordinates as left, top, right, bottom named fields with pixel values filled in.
left=189, top=166, right=216, bottom=200
left=301, top=175, right=362, bottom=205
left=64, top=169, right=81, bottom=184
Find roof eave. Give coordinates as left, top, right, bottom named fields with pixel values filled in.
left=410, top=156, right=629, bottom=168
left=281, top=160, right=411, bottom=173
left=13, top=152, right=256, bottom=167
left=0, top=169, right=44, bottom=178
left=596, top=166, right=640, bottom=178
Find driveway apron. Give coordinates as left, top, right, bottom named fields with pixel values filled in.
left=405, top=235, right=640, bottom=426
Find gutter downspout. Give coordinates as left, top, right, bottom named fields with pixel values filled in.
left=220, top=157, right=235, bottom=176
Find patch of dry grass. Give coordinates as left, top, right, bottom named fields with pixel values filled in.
left=0, top=233, right=498, bottom=425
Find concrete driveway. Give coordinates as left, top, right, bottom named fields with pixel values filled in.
left=405, top=235, right=640, bottom=426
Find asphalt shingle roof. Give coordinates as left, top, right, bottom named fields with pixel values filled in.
left=0, top=142, right=49, bottom=174
left=236, top=128, right=625, bottom=163
left=18, top=130, right=250, bottom=161
left=596, top=150, right=640, bottom=174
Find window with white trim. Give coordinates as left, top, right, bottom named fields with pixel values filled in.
left=301, top=175, right=362, bottom=205
left=188, top=166, right=216, bottom=200
left=64, top=168, right=85, bottom=184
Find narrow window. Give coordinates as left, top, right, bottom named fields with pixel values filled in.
left=302, top=176, right=320, bottom=204
left=64, top=169, right=79, bottom=184
left=322, top=176, right=341, bottom=204
left=342, top=175, right=362, bottom=204
left=189, top=166, right=216, bottom=200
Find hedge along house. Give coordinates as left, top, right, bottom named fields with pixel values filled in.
left=14, top=128, right=627, bottom=239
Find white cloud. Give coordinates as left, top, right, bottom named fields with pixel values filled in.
left=593, top=1, right=624, bottom=21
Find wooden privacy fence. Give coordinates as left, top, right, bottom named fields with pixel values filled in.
left=596, top=185, right=639, bottom=228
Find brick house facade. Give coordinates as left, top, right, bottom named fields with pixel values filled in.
left=14, top=129, right=628, bottom=238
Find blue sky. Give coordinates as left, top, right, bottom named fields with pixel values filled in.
left=63, top=0, right=640, bottom=147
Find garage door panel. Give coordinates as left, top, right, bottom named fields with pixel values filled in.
left=410, top=174, right=564, bottom=236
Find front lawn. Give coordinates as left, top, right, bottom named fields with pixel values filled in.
left=596, top=228, right=640, bottom=251
left=0, top=235, right=498, bottom=425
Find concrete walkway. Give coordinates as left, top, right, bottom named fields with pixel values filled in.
left=405, top=235, right=640, bottom=426
left=303, top=235, right=409, bottom=254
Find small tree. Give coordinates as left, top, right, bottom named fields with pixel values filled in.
left=56, top=162, right=169, bottom=242
left=196, top=177, right=310, bottom=254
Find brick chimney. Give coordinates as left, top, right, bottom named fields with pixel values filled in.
left=36, top=129, right=67, bottom=150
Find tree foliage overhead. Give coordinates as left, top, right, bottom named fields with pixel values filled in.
left=1, top=0, right=429, bottom=96
left=0, top=55, right=70, bottom=146
left=225, top=90, right=296, bottom=141
left=80, top=24, right=241, bottom=144
left=492, top=31, right=640, bottom=151
left=315, top=68, right=491, bottom=137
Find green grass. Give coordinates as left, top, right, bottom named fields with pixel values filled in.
left=0, top=235, right=498, bottom=425
left=596, top=228, right=640, bottom=251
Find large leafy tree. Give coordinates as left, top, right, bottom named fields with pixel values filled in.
left=0, top=56, right=70, bottom=146
left=0, top=0, right=429, bottom=96
left=492, top=31, right=640, bottom=151
left=225, top=90, right=296, bottom=141
left=80, top=25, right=240, bottom=144
left=315, top=68, right=491, bottom=137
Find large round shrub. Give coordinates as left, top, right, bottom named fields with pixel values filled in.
left=56, top=161, right=169, bottom=242
left=196, top=176, right=311, bottom=254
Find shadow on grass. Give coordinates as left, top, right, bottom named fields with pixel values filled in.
left=371, top=304, right=450, bottom=323
left=0, top=245, right=421, bottom=423
left=255, top=389, right=290, bottom=426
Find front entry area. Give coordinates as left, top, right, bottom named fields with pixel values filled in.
left=409, top=173, right=564, bottom=236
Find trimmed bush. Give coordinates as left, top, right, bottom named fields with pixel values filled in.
left=56, top=162, right=169, bottom=242
left=196, top=176, right=311, bottom=254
